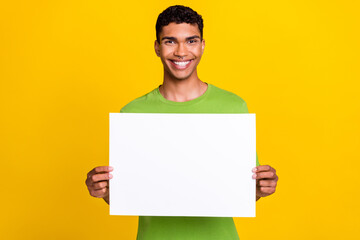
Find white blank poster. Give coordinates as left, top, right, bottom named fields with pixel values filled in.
left=109, top=113, right=256, bottom=217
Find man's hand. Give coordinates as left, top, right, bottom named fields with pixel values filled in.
left=85, top=166, right=113, bottom=204
left=252, top=165, right=278, bottom=201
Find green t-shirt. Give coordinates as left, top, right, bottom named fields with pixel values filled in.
left=120, top=83, right=259, bottom=240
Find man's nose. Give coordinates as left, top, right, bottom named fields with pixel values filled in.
left=174, top=43, right=187, bottom=58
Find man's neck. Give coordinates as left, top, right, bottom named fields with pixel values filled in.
left=159, top=76, right=208, bottom=102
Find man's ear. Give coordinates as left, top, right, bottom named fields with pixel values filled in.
left=154, top=40, right=160, bottom=57
left=201, top=39, right=205, bottom=54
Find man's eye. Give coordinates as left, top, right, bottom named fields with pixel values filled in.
left=165, top=41, right=175, bottom=44
left=188, top=40, right=198, bottom=44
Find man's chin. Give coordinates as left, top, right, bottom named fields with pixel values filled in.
left=173, top=76, right=190, bottom=81
left=170, top=72, right=194, bottom=81
left=164, top=68, right=195, bottom=81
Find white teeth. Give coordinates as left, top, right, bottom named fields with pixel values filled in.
left=173, top=61, right=190, bottom=66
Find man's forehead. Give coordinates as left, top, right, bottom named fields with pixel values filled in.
left=160, top=22, right=200, bottom=38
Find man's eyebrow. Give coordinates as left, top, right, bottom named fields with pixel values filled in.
left=161, top=36, right=177, bottom=41
left=161, top=35, right=201, bottom=41
left=185, top=35, right=201, bottom=40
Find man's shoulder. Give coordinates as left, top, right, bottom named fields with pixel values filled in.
left=210, top=84, right=247, bottom=103
left=208, top=84, right=249, bottom=112
left=120, top=87, right=158, bottom=113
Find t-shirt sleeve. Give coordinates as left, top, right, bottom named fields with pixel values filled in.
left=120, top=100, right=140, bottom=113
left=120, top=102, right=133, bottom=113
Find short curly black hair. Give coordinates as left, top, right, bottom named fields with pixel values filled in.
left=156, top=5, right=204, bottom=43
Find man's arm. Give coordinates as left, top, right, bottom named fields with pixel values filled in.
left=252, top=165, right=278, bottom=201
left=85, top=166, right=113, bottom=205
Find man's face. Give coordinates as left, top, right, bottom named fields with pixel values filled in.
left=155, top=22, right=205, bottom=81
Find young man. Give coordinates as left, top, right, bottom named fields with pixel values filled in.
left=86, top=5, right=278, bottom=239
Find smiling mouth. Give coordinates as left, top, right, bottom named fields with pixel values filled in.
left=169, top=60, right=193, bottom=69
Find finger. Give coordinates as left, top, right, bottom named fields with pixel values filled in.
left=90, top=173, right=113, bottom=183
left=259, top=187, right=276, bottom=194
left=89, top=188, right=108, bottom=198
left=253, top=165, right=274, bottom=173
left=92, top=181, right=109, bottom=190
left=87, top=166, right=113, bottom=178
left=252, top=171, right=276, bottom=179
left=258, top=180, right=277, bottom=187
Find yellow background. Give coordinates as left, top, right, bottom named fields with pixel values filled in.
left=1, top=0, right=359, bottom=239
